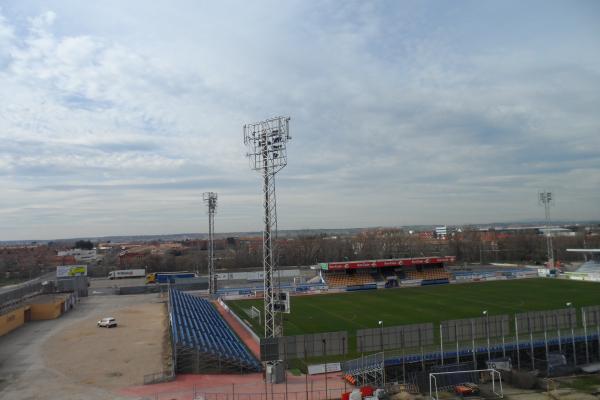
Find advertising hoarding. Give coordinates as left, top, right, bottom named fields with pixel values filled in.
left=56, top=265, right=87, bottom=278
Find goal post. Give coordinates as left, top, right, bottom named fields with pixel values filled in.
left=429, top=368, right=503, bottom=400
left=250, top=306, right=261, bottom=325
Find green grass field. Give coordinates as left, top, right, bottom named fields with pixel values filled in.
left=227, top=279, right=600, bottom=338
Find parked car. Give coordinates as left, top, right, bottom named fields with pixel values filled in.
left=97, top=317, right=117, bottom=328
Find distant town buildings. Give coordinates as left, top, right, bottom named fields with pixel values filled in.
left=435, top=226, right=447, bottom=239
left=57, top=249, right=98, bottom=263
left=117, top=243, right=183, bottom=268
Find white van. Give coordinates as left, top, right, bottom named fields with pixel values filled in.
left=97, top=317, right=117, bottom=328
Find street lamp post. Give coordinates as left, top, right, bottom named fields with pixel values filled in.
left=566, top=302, right=576, bottom=366
left=483, top=310, right=491, bottom=362
left=379, top=320, right=386, bottom=387
left=360, top=336, right=365, bottom=387
left=323, top=339, right=328, bottom=398
left=582, top=308, right=590, bottom=364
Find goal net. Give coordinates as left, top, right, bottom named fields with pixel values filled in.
left=429, top=368, right=503, bottom=400
left=246, top=306, right=261, bottom=324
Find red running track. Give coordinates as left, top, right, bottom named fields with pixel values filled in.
left=214, top=300, right=261, bottom=359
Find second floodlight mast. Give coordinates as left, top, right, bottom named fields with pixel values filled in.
left=538, top=191, right=554, bottom=268
left=244, top=116, right=291, bottom=339
left=203, top=192, right=218, bottom=295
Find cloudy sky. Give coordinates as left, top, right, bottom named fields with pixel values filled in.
left=0, top=1, right=599, bottom=240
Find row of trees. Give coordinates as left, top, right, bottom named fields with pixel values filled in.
left=116, top=229, right=600, bottom=274
left=2, top=228, right=599, bottom=279
left=449, top=234, right=600, bottom=264
left=0, top=248, right=55, bottom=280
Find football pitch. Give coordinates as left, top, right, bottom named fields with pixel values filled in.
left=226, top=279, right=600, bottom=337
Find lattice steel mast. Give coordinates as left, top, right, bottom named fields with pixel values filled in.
left=538, top=191, right=554, bottom=268
left=244, top=116, right=291, bottom=338
left=203, top=192, right=218, bottom=295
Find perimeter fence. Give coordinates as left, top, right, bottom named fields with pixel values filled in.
left=257, top=304, right=600, bottom=363
left=144, top=386, right=345, bottom=400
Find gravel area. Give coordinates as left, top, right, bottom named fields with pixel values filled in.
left=0, top=293, right=167, bottom=400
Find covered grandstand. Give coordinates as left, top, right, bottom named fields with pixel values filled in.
left=319, top=256, right=455, bottom=289
left=565, top=249, right=600, bottom=281
left=169, top=289, right=261, bottom=373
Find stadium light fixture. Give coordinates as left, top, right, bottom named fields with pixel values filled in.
left=483, top=310, right=490, bottom=361
left=244, top=116, right=291, bottom=340
left=538, top=190, right=555, bottom=268
left=378, top=320, right=386, bottom=386
left=203, top=192, right=218, bottom=296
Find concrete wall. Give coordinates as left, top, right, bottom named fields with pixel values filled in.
left=30, top=300, right=63, bottom=320
left=1, top=295, right=72, bottom=337
left=0, top=307, right=25, bottom=336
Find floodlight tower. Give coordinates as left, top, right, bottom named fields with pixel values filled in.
left=244, top=116, right=291, bottom=339
left=538, top=191, right=554, bottom=268
left=203, top=192, right=218, bottom=295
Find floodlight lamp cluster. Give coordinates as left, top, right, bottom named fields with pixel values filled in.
left=243, top=116, right=291, bottom=174
left=538, top=191, right=553, bottom=205
left=203, top=192, right=218, bottom=211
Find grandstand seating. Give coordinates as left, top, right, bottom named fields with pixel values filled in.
left=169, top=289, right=261, bottom=372
left=404, top=268, right=450, bottom=281
left=325, top=271, right=376, bottom=288
left=370, top=271, right=384, bottom=282
left=382, top=269, right=396, bottom=278
left=325, top=268, right=450, bottom=287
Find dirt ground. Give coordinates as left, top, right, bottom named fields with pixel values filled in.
left=0, top=293, right=167, bottom=400
left=43, top=301, right=167, bottom=389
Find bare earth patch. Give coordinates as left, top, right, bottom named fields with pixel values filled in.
left=43, top=301, right=167, bottom=389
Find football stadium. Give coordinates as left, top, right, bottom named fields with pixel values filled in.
left=160, top=255, right=600, bottom=397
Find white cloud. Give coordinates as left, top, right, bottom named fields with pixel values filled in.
left=0, top=2, right=599, bottom=240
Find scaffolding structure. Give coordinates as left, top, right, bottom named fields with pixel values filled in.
left=203, top=192, right=218, bottom=295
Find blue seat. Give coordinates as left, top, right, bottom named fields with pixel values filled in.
left=168, top=288, right=261, bottom=371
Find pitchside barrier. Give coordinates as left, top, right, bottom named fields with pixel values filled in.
left=260, top=331, right=349, bottom=361
left=582, top=305, right=600, bottom=326
left=441, top=315, right=510, bottom=341
left=581, top=305, right=600, bottom=366
left=257, top=303, right=600, bottom=368
left=356, top=323, right=434, bottom=353
left=515, top=308, right=576, bottom=332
